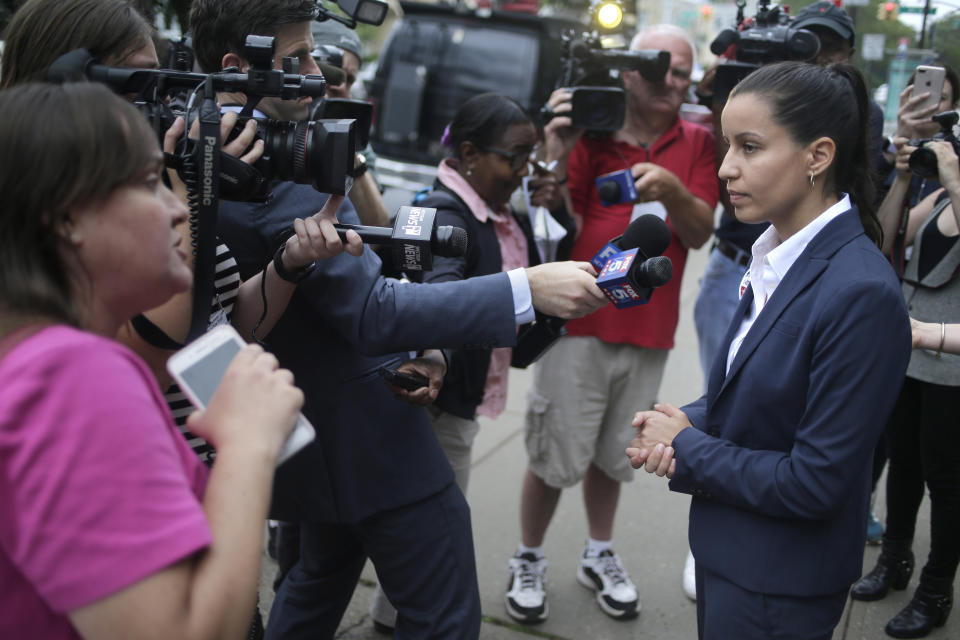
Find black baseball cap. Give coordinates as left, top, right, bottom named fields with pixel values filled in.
left=793, top=1, right=856, bottom=46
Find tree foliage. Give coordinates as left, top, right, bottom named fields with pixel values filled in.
left=929, top=10, right=960, bottom=73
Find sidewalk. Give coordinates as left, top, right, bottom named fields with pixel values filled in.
left=259, top=242, right=954, bottom=639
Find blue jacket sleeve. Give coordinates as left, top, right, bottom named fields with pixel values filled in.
left=668, top=279, right=911, bottom=520
left=294, top=215, right=517, bottom=356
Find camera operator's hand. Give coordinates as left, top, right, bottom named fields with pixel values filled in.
left=542, top=88, right=583, bottom=167
left=528, top=165, right=562, bottom=211
left=187, top=345, right=303, bottom=462
left=163, top=116, right=191, bottom=206
left=898, top=84, right=941, bottom=140
left=928, top=140, right=960, bottom=189
left=386, top=350, right=447, bottom=406
left=892, top=136, right=917, bottom=174
left=631, top=162, right=684, bottom=203
left=218, top=110, right=264, bottom=164
left=282, top=194, right=364, bottom=268
left=525, top=261, right=608, bottom=319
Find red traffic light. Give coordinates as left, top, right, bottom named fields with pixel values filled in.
left=885, top=2, right=895, bottom=10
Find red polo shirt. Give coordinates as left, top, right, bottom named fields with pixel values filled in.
left=565, top=116, right=718, bottom=349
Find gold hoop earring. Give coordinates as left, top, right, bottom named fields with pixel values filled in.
left=809, top=174, right=815, bottom=189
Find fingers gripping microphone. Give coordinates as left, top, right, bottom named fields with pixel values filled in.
left=513, top=215, right=673, bottom=368
left=334, top=206, right=468, bottom=271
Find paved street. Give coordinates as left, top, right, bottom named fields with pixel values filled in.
left=259, top=242, right=954, bottom=639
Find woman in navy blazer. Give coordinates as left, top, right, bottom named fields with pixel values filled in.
left=626, top=62, right=913, bottom=639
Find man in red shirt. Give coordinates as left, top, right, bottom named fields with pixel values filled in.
left=505, top=24, right=719, bottom=624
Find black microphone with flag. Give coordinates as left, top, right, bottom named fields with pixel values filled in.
left=589, top=214, right=672, bottom=271
left=334, top=206, right=468, bottom=271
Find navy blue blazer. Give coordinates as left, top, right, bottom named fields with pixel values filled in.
left=217, top=182, right=519, bottom=523
left=669, top=209, right=911, bottom=596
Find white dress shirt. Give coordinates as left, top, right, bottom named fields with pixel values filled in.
left=726, top=194, right=853, bottom=374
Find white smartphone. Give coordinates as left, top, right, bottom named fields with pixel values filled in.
left=914, top=65, right=946, bottom=114
left=166, top=324, right=315, bottom=466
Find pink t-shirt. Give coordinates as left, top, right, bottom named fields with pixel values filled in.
left=0, top=326, right=212, bottom=640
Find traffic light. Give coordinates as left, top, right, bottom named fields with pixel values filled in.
left=877, top=1, right=899, bottom=20
left=592, top=0, right=624, bottom=30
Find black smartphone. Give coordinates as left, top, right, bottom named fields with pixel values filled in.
left=378, top=366, right=429, bottom=391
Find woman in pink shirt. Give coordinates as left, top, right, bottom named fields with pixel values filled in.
left=0, top=82, right=312, bottom=640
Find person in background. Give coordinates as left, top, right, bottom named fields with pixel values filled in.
left=851, top=131, right=960, bottom=640
left=368, top=92, right=553, bottom=632
left=309, top=18, right=391, bottom=229
left=629, top=61, right=911, bottom=640
left=504, top=23, right=717, bottom=624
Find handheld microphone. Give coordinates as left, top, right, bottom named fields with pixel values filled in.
left=334, top=206, right=468, bottom=271
left=589, top=214, right=672, bottom=271
left=513, top=215, right=673, bottom=368
left=595, top=169, right=638, bottom=207
left=597, top=250, right=673, bottom=308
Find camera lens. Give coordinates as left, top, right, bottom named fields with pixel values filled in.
left=909, top=146, right=939, bottom=178
left=256, top=118, right=356, bottom=195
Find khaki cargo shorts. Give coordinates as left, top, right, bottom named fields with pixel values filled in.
left=524, top=335, right=667, bottom=488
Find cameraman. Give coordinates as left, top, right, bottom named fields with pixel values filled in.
left=188, top=1, right=608, bottom=638
left=503, top=24, right=717, bottom=624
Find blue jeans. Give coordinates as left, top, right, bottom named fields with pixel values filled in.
left=693, top=247, right=749, bottom=387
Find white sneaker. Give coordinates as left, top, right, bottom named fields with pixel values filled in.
left=577, top=549, right=639, bottom=619
left=505, top=552, right=548, bottom=623
left=682, top=550, right=697, bottom=601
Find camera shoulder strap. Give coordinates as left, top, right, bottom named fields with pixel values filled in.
left=185, top=80, right=221, bottom=344
left=891, top=192, right=911, bottom=279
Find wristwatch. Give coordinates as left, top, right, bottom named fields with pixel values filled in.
left=349, top=151, right=369, bottom=179
left=273, top=244, right=316, bottom=283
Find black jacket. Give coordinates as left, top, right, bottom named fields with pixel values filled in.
left=420, top=182, right=540, bottom=419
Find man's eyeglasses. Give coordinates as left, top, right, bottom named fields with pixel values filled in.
left=480, top=146, right=536, bottom=171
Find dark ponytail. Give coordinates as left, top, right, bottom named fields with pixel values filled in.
left=731, top=62, right=882, bottom=247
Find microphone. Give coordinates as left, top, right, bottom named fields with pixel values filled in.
left=334, top=205, right=468, bottom=271
left=597, top=251, right=673, bottom=308
left=589, top=214, right=672, bottom=271
left=595, top=168, right=638, bottom=207
left=513, top=216, right=673, bottom=368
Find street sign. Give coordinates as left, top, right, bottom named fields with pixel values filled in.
left=863, top=33, right=886, bottom=60
left=898, top=6, right=936, bottom=13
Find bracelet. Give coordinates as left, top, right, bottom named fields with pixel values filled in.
left=273, top=245, right=315, bottom=283
left=936, top=321, right=946, bottom=359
